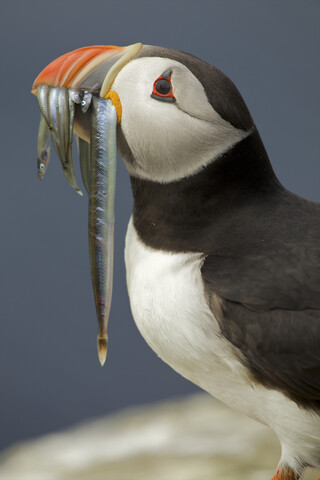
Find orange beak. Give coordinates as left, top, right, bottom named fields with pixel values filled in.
left=32, top=43, right=142, bottom=98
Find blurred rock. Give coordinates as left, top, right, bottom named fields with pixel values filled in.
left=0, top=394, right=317, bottom=480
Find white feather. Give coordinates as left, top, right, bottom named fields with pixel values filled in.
left=111, top=57, right=249, bottom=183
left=125, top=218, right=320, bottom=471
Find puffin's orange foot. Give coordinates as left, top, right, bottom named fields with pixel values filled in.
left=271, top=467, right=300, bottom=480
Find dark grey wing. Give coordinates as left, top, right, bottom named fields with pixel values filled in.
left=202, top=240, right=320, bottom=409
left=202, top=244, right=320, bottom=311
left=210, top=295, right=320, bottom=407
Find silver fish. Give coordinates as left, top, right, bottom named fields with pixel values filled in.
left=37, top=85, right=50, bottom=125
left=36, top=86, right=117, bottom=366
left=76, top=136, right=91, bottom=194
left=37, top=113, right=51, bottom=180
left=89, top=97, right=117, bottom=365
left=37, top=86, right=82, bottom=195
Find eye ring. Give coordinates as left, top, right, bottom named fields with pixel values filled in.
left=151, top=69, right=175, bottom=103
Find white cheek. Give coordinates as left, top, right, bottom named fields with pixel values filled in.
left=112, top=57, right=249, bottom=183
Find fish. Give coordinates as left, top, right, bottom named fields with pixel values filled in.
left=36, top=89, right=117, bottom=366
left=88, top=97, right=117, bottom=365
left=32, top=44, right=139, bottom=365
left=76, top=136, right=91, bottom=194
left=37, top=85, right=82, bottom=195
left=37, top=113, right=51, bottom=180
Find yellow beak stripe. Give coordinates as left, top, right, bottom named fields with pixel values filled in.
left=104, top=91, right=122, bottom=125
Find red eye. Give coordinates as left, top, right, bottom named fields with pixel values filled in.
left=151, top=69, right=175, bottom=103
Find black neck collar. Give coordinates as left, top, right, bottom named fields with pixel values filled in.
left=130, top=129, right=282, bottom=253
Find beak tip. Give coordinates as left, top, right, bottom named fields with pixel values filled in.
left=97, top=335, right=108, bottom=366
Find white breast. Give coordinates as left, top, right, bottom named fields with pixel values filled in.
left=125, top=218, right=260, bottom=407
left=124, top=217, right=320, bottom=469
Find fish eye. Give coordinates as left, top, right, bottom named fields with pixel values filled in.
left=39, top=163, right=45, bottom=170
left=151, top=69, right=175, bottom=103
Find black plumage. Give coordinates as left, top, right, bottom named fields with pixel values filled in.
left=129, top=126, right=320, bottom=409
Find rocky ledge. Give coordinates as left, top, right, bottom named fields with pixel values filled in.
left=0, top=394, right=317, bottom=480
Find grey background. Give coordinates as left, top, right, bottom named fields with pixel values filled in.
left=0, top=0, right=319, bottom=452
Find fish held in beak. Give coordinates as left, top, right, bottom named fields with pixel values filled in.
left=89, top=97, right=117, bottom=365
left=36, top=85, right=82, bottom=195
left=37, top=113, right=51, bottom=180
left=76, top=136, right=90, bottom=194
left=32, top=44, right=141, bottom=365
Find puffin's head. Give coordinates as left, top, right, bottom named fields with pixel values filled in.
left=33, top=43, right=254, bottom=183
left=111, top=45, right=253, bottom=182
left=32, top=43, right=254, bottom=362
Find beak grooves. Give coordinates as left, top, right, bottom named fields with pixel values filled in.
left=32, top=43, right=142, bottom=97
left=32, top=46, right=124, bottom=93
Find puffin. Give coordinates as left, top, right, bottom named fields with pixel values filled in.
left=32, top=43, right=320, bottom=480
